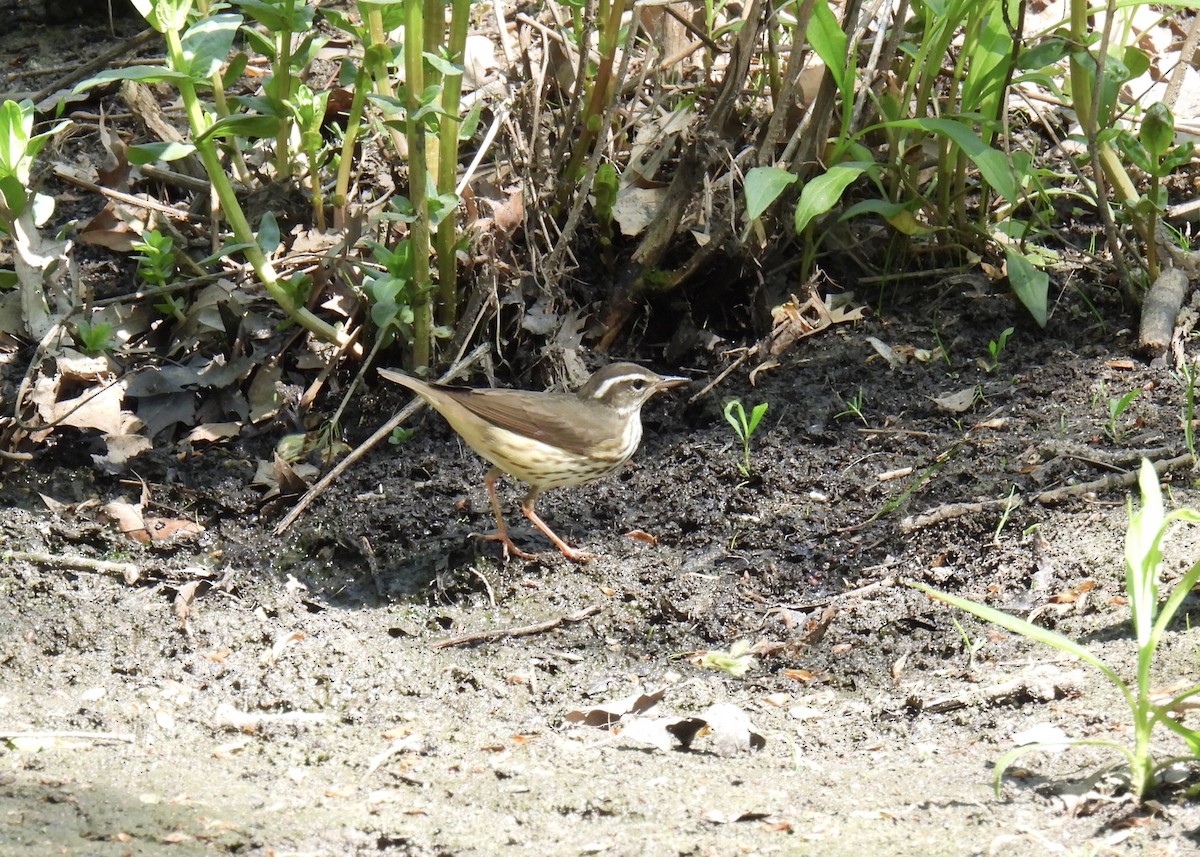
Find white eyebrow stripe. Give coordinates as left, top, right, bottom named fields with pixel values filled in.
left=584, top=372, right=645, bottom=400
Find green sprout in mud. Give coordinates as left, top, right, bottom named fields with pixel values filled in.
left=695, top=640, right=756, bottom=677
left=1107, top=389, right=1140, bottom=442
left=131, top=228, right=176, bottom=289
left=835, top=387, right=867, bottom=425
left=914, top=460, right=1200, bottom=801
left=723, top=399, right=768, bottom=477
left=982, top=326, right=1013, bottom=372
left=75, top=319, right=114, bottom=354
left=1180, top=361, right=1197, bottom=463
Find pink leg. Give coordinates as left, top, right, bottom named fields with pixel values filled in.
left=475, top=468, right=537, bottom=560
left=521, top=489, right=595, bottom=564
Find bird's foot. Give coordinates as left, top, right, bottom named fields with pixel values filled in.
left=472, top=531, right=598, bottom=563
left=473, top=530, right=539, bottom=561
left=556, top=544, right=599, bottom=564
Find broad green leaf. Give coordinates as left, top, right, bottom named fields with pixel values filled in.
left=458, top=101, right=483, bottom=140
left=1141, top=102, right=1174, bottom=160
left=180, top=14, right=242, bottom=80
left=257, top=211, right=280, bottom=254
left=235, top=0, right=313, bottom=32
left=884, top=117, right=1018, bottom=204
left=0, top=100, right=32, bottom=178
left=1003, top=246, right=1048, bottom=328
left=195, top=113, right=281, bottom=144
left=841, top=198, right=932, bottom=235
left=424, top=52, right=463, bottom=77
left=30, top=191, right=54, bottom=227
left=1019, top=36, right=1070, bottom=70
left=73, top=66, right=190, bottom=93
left=128, top=141, right=196, bottom=163
left=807, top=0, right=847, bottom=92
left=744, top=166, right=797, bottom=220
left=0, top=175, right=26, bottom=217
left=794, top=162, right=867, bottom=234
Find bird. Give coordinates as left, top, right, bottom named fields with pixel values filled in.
left=378, top=362, right=688, bottom=562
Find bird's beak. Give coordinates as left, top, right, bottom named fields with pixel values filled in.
left=657, top=374, right=689, bottom=391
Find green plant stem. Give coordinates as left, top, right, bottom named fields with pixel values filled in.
left=161, top=25, right=344, bottom=346
left=557, top=0, right=625, bottom=208
left=209, top=68, right=251, bottom=183
left=404, top=0, right=432, bottom=369
left=1067, top=0, right=1151, bottom=281
left=359, top=3, right=410, bottom=160
left=273, top=22, right=296, bottom=178
left=434, top=0, right=472, bottom=330
left=332, top=64, right=370, bottom=230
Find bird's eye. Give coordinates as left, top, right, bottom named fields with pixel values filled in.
left=631, top=380, right=648, bottom=392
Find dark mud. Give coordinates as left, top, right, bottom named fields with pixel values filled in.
left=6, top=290, right=1200, bottom=855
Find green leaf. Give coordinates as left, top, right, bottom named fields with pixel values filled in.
left=0, top=175, right=27, bottom=217
left=883, top=116, right=1018, bottom=203
left=1003, top=246, right=1049, bottom=328
left=747, top=402, right=768, bottom=434
left=1141, top=102, right=1175, bottom=160
left=73, top=66, right=190, bottom=93
left=1019, top=36, right=1070, bottom=70
left=913, top=582, right=1129, bottom=693
left=457, top=101, right=483, bottom=140
left=29, top=191, right=54, bottom=227
left=180, top=13, right=242, bottom=80
left=195, top=113, right=281, bottom=144
left=0, top=99, right=32, bottom=178
left=807, top=0, right=847, bottom=92
left=794, top=162, right=868, bottom=234
left=128, top=141, right=196, bottom=163
left=257, top=211, right=280, bottom=254
left=240, top=25, right=274, bottom=60
left=744, top=166, right=797, bottom=221
left=423, top=51, right=463, bottom=77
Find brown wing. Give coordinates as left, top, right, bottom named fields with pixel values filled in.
left=448, top=388, right=605, bottom=456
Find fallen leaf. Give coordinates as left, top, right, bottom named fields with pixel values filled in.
left=931, top=387, right=978, bottom=413
left=563, top=688, right=666, bottom=727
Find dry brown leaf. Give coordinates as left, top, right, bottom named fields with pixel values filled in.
left=185, top=422, right=242, bottom=444
left=563, top=688, right=666, bottom=727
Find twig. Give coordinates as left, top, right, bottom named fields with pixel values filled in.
left=430, top=604, right=602, bottom=649
left=1034, top=452, right=1195, bottom=505
left=687, top=350, right=750, bottom=404
left=903, top=451, right=1196, bottom=531
left=272, top=344, right=489, bottom=535
left=2, top=550, right=140, bottom=584
left=29, top=28, right=159, bottom=105
left=53, top=166, right=197, bottom=221
left=901, top=496, right=1024, bottom=533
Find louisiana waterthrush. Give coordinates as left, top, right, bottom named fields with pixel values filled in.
left=378, top=362, right=687, bottom=562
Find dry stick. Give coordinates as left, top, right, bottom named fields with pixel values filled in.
left=29, top=27, right=159, bottom=105
left=1165, top=12, right=1200, bottom=112
left=900, top=496, right=1024, bottom=533
left=902, top=452, right=1197, bottom=533
left=272, top=344, right=489, bottom=536
left=1034, top=452, right=1195, bottom=505
left=1138, top=267, right=1189, bottom=355
left=430, top=604, right=602, bottom=649
left=53, top=166, right=197, bottom=221
left=2, top=550, right=141, bottom=584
